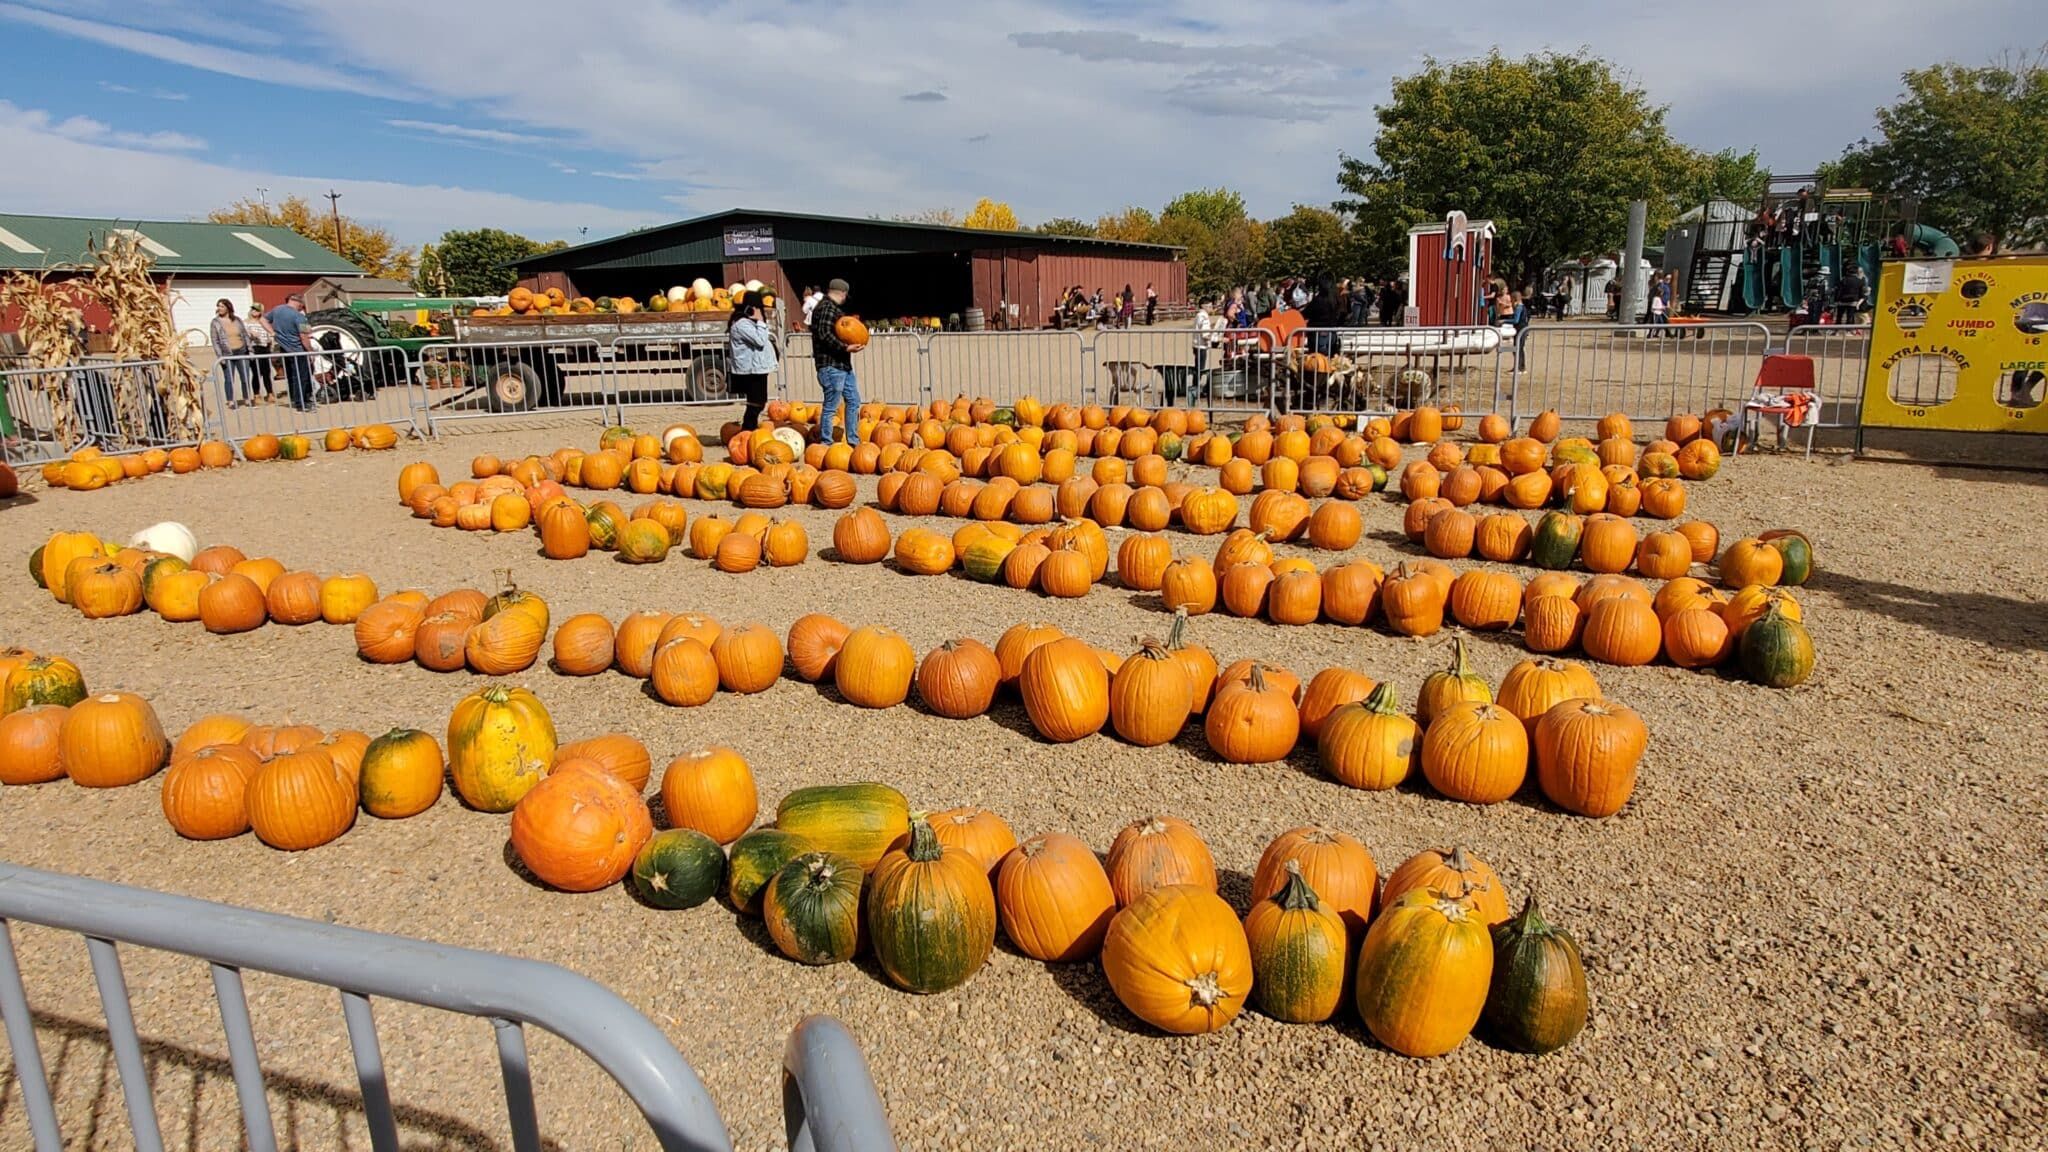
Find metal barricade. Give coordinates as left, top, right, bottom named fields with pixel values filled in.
left=925, top=330, right=1089, bottom=408
left=0, top=860, right=896, bottom=1152
left=1090, top=325, right=1209, bottom=409
left=411, top=338, right=614, bottom=430
left=1, top=359, right=204, bottom=468
left=779, top=330, right=928, bottom=406
left=1304, top=326, right=1504, bottom=416
left=207, top=346, right=422, bottom=443
left=1510, top=321, right=1772, bottom=429
left=1783, top=324, right=1872, bottom=427
left=608, top=333, right=738, bottom=426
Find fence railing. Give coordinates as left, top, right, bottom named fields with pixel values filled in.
left=0, top=860, right=895, bottom=1152
left=206, top=346, right=426, bottom=443
left=1509, top=320, right=1774, bottom=430
left=1782, top=324, right=1872, bottom=428
left=1, top=359, right=204, bottom=468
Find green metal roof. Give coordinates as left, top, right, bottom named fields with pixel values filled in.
left=0, top=213, right=364, bottom=275
left=512, top=208, right=1184, bottom=274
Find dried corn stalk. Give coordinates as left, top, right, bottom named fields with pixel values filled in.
left=81, top=232, right=205, bottom=440
left=0, top=271, right=86, bottom=445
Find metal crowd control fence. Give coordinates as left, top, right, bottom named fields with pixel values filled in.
left=410, top=338, right=615, bottom=427
left=205, top=346, right=424, bottom=443
left=0, top=861, right=896, bottom=1152
left=1509, top=321, right=1773, bottom=429
left=925, top=330, right=1088, bottom=408
left=1091, top=326, right=1208, bottom=408
left=609, top=333, right=736, bottom=425
left=779, top=331, right=928, bottom=407
left=1, top=359, right=204, bottom=468
left=1783, top=324, right=1873, bottom=428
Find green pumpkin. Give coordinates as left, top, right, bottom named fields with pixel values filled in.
left=616, top=523, right=671, bottom=565
left=599, top=426, right=636, bottom=451
left=28, top=544, right=46, bottom=589
left=1366, top=462, right=1388, bottom=492
left=1552, top=438, right=1598, bottom=465
left=1156, top=431, right=1184, bottom=461
left=1529, top=511, right=1584, bottom=570
left=2, top=656, right=88, bottom=714
left=1739, top=603, right=1814, bottom=688
left=1481, top=894, right=1589, bottom=1054
left=1761, top=531, right=1812, bottom=586
left=866, top=820, right=997, bottom=994
left=278, top=434, right=312, bottom=461
left=630, top=829, right=726, bottom=910
left=727, top=827, right=815, bottom=915
left=774, top=782, right=910, bottom=870
left=763, top=852, right=864, bottom=966
left=991, top=407, right=1016, bottom=426
left=585, top=505, right=624, bottom=550
left=960, top=536, right=1016, bottom=582
left=1244, top=865, right=1348, bottom=1023
left=140, top=555, right=189, bottom=607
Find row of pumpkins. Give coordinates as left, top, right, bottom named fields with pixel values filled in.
left=492, top=279, right=773, bottom=318
left=0, top=664, right=1588, bottom=1055
left=31, top=426, right=401, bottom=493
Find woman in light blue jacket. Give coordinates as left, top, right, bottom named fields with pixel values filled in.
left=728, top=291, right=777, bottom=432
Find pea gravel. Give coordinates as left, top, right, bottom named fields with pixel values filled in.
left=1, top=414, right=2044, bottom=1151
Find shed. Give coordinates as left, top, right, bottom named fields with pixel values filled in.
left=1406, top=218, right=1496, bottom=327
left=508, top=209, right=1187, bottom=329
left=0, top=213, right=363, bottom=344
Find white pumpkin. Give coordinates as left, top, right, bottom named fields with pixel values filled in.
left=770, top=427, right=806, bottom=458
left=130, top=521, right=197, bottom=562
left=690, top=278, right=714, bottom=301
left=667, top=286, right=690, bottom=304
left=661, top=424, right=699, bottom=452
left=744, top=279, right=764, bottom=294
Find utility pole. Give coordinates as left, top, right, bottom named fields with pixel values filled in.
left=255, top=186, right=270, bottom=212
left=1619, top=199, right=1647, bottom=328
left=324, top=190, right=344, bottom=257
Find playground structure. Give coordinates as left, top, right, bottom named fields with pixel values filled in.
left=1666, top=174, right=1929, bottom=318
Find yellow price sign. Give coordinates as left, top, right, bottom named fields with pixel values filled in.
left=1861, top=254, right=2048, bottom=433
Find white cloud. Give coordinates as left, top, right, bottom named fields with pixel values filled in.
left=385, top=118, right=563, bottom=147
left=27, top=107, right=207, bottom=151
left=0, top=1, right=394, bottom=97
left=0, top=100, right=662, bottom=243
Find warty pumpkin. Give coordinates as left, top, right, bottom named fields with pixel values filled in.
left=1244, top=863, right=1349, bottom=1023
left=867, top=819, right=998, bottom=993
left=446, top=685, right=556, bottom=812
left=1355, top=887, right=1495, bottom=1058
left=1101, top=885, right=1253, bottom=1035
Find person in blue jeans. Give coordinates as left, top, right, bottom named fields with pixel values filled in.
left=266, top=293, right=316, bottom=412
left=809, top=278, right=861, bottom=444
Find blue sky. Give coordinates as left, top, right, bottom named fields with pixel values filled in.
left=0, top=0, right=2036, bottom=247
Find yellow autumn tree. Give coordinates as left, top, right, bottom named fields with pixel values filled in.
left=961, top=198, right=1020, bottom=231
left=208, top=195, right=415, bottom=278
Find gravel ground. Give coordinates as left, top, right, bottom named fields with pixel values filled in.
left=2, top=412, right=2045, bottom=1151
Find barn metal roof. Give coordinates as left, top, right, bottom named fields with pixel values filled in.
left=0, top=213, right=363, bottom=275
left=511, top=208, right=1184, bottom=273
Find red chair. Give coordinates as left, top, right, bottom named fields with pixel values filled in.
left=1743, top=354, right=1818, bottom=457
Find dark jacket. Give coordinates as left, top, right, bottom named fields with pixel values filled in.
left=810, top=296, right=853, bottom=371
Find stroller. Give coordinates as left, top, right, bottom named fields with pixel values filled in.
left=312, top=331, right=380, bottom=404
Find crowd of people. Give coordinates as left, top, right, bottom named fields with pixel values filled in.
left=1051, top=284, right=1159, bottom=329
left=209, top=294, right=318, bottom=412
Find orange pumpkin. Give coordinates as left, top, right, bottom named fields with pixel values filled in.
left=511, top=763, right=654, bottom=891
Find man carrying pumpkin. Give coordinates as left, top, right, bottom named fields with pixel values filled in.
left=809, top=279, right=862, bottom=445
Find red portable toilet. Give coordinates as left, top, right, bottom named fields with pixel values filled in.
left=1407, top=215, right=1496, bottom=327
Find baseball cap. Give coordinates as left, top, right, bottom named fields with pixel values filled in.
left=827, top=278, right=850, bottom=293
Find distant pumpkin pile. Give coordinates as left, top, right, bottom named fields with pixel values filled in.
left=480, top=277, right=767, bottom=318
left=29, top=425, right=400, bottom=492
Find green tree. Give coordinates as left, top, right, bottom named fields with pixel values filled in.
left=1675, top=148, right=1771, bottom=210
left=208, top=195, right=414, bottom=279
left=1155, top=188, right=1265, bottom=297
left=1093, top=206, right=1157, bottom=243
left=1833, top=52, right=2048, bottom=251
left=1034, top=217, right=1097, bottom=238
left=414, top=228, right=568, bottom=296
left=1263, top=205, right=1356, bottom=278
left=962, top=198, right=1020, bottom=231
left=1337, top=51, right=1701, bottom=288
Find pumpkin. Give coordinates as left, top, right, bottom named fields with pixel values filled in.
left=551, top=614, right=616, bottom=675
left=1482, top=894, right=1590, bottom=1054
left=510, top=763, right=652, bottom=892
left=1244, top=863, right=1349, bottom=1023
left=3, top=656, right=88, bottom=714
left=1496, top=658, right=1602, bottom=736
left=1319, top=560, right=1382, bottom=626
left=160, top=744, right=258, bottom=839
left=833, top=625, right=915, bottom=708
left=1250, top=826, right=1377, bottom=937
left=1664, top=608, right=1733, bottom=668
left=995, top=832, right=1116, bottom=962
left=867, top=819, right=998, bottom=993
left=1109, top=642, right=1193, bottom=747
left=1580, top=597, right=1662, bottom=666
left=1180, top=487, right=1240, bottom=538
left=446, top=685, right=556, bottom=812
left=357, top=728, right=443, bottom=818
left=198, top=572, right=267, bottom=634
left=1447, top=570, right=1521, bottom=632
left=316, top=574, right=378, bottom=625
left=1106, top=815, right=1216, bottom=906
left=1204, top=664, right=1299, bottom=764
left=1354, top=888, right=1494, bottom=1058
left=1379, top=563, right=1446, bottom=637
left=1100, top=885, right=1253, bottom=1034
left=1318, top=682, right=1419, bottom=791
left=465, top=608, right=544, bottom=676
left=706, top=623, right=782, bottom=694
left=247, top=749, right=357, bottom=851
left=241, top=724, right=322, bottom=761
left=656, top=747, right=756, bottom=845
left=1297, top=668, right=1376, bottom=740
left=1524, top=511, right=1580, bottom=571
left=630, top=828, right=727, bottom=910
left=58, top=693, right=168, bottom=788
left=539, top=500, right=592, bottom=559
left=1019, top=637, right=1109, bottom=742
left=39, top=531, right=106, bottom=602
left=1116, top=534, right=1174, bottom=592
left=1421, top=702, right=1527, bottom=804
left=787, top=613, right=851, bottom=683
left=1578, top=514, right=1639, bottom=575
left=1415, top=638, right=1490, bottom=727
left=0, top=705, right=69, bottom=784
left=1534, top=698, right=1645, bottom=817
left=1160, top=558, right=1218, bottom=615
left=764, top=851, right=865, bottom=965
left=610, top=611, right=672, bottom=678
left=650, top=638, right=719, bottom=706
left=1760, top=529, right=1813, bottom=586
left=1739, top=603, right=1815, bottom=688
left=68, top=562, right=143, bottom=619
left=170, top=714, right=254, bottom=761
left=727, top=827, right=814, bottom=916
left=916, top=638, right=1001, bottom=719
left=1382, top=847, right=1511, bottom=927
left=775, top=783, right=909, bottom=871
left=1676, top=438, right=1721, bottom=479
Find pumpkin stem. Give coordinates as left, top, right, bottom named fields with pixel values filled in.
left=1363, top=680, right=1402, bottom=715
left=1246, top=664, right=1268, bottom=694
left=1448, top=636, right=1473, bottom=677
left=1512, top=892, right=1548, bottom=935
left=1184, top=970, right=1224, bottom=1007
left=1167, top=608, right=1190, bottom=651
left=1276, top=862, right=1322, bottom=912
left=1134, top=639, right=1172, bottom=662
left=906, top=818, right=943, bottom=863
